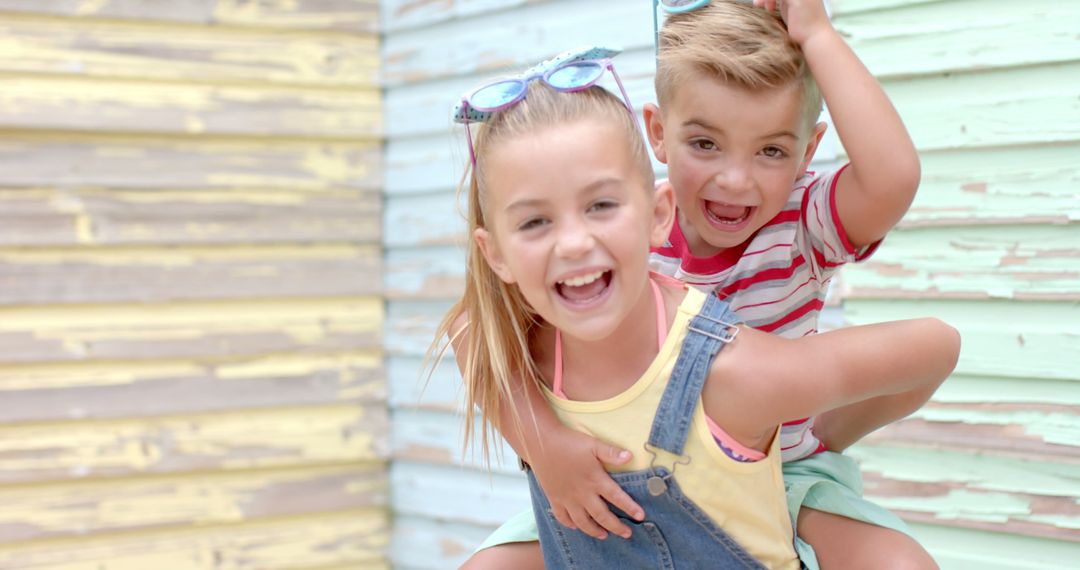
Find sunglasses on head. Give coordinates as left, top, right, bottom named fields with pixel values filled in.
left=452, top=46, right=635, bottom=167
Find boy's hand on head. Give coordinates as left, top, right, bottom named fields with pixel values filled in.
left=531, top=427, right=644, bottom=540
left=753, top=0, right=833, bottom=46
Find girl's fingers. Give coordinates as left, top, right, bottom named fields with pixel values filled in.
left=569, top=507, right=608, bottom=540
left=550, top=506, right=576, bottom=530
left=588, top=503, right=632, bottom=539
left=601, top=484, right=645, bottom=522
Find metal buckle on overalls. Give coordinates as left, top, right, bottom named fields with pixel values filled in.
left=642, top=443, right=691, bottom=497
left=687, top=314, right=740, bottom=344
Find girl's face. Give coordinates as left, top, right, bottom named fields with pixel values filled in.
left=476, top=119, right=674, bottom=342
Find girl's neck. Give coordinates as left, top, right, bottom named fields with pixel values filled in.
left=554, top=275, right=676, bottom=401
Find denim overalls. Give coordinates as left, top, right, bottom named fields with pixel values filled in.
left=526, top=293, right=770, bottom=569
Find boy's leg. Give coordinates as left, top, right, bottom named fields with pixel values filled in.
left=459, top=541, right=543, bottom=570
left=797, top=508, right=938, bottom=570
left=812, top=376, right=939, bottom=453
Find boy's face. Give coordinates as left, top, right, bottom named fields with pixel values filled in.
left=646, top=76, right=826, bottom=256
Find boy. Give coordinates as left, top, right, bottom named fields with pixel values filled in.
left=464, top=2, right=937, bottom=568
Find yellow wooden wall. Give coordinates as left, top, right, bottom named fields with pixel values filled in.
left=0, top=2, right=388, bottom=568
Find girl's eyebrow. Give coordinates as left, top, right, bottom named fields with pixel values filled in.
left=505, top=198, right=546, bottom=213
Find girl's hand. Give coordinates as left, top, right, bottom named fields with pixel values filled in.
left=530, top=427, right=644, bottom=539
left=753, top=0, right=834, bottom=46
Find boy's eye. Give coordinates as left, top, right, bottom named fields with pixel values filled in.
left=588, top=200, right=619, bottom=213
left=761, top=146, right=788, bottom=159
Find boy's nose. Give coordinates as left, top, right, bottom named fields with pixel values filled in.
left=714, top=161, right=753, bottom=193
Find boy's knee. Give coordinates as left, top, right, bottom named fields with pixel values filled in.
left=870, top=537, right=939, bottom=570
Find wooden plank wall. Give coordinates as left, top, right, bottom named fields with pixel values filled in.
left=381, top=0, right=1079, bottom=568
left=0, top=1, right=388, bottom=569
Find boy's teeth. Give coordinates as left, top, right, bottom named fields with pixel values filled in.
left=559, top=271, right=604, bottom=287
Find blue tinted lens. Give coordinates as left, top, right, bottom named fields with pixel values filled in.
left=661, top=0, right=709, bottom=11
left=546, top=62, right=604, bottom=91
left=469, top=79, right=526, bottom=111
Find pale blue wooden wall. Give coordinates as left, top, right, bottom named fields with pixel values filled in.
left=380, top=1, right=1080, bottom=568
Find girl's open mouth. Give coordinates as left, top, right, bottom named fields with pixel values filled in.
left=555, top=270, right=613, bottom=305
left=703, top=200, right=754, bottom=231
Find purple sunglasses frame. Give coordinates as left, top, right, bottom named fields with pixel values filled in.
left=458, top=58, right=635, bottom=167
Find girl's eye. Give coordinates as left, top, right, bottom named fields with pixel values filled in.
left=518, top=218, right=547, bottom=231
left=762, top=146, right=788, bottom=159
left=691, top=139, right=716, bottom=151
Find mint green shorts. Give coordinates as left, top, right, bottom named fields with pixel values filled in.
left=476, top=451, right=911, bottom=570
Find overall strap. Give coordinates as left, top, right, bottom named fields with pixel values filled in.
left=646, top=292, right=741, bottom=457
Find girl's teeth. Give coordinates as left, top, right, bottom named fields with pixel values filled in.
left=560, top=271, right=604, bottom=287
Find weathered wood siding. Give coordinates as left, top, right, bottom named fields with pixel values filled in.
left=382, top=0, right=1079, bottom=568
left=0, top=1, right=387, bottom=569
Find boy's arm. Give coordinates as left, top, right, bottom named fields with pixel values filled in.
left=763, top=0, right=921, bottom=248
left=705, top=318, right=959, bottom=440
left=449, top=315, right=643, bottom=540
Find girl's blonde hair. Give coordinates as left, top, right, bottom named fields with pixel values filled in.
left=426, top=81, right=653, bottom=461
left=656, top=0, right=823, bottom=135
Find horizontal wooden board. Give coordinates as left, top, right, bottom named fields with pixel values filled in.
left=391, top=515, right=493, bottom=570
left=0, top=464, right=386, bottom=543
left=843, top=299, right=1080, bottom=382
left=0, top=16, right=378, bottom=87
left=901, top=144, right=1080, bottom=226
left=0, top=187, right=381, bottom=247
left=908, top=521, right=1080, bottom=570
left=839, top=0, right=1080, bottom=78
left=886, top=61, right=1080, bottom=152
left=384, top=299, right=454, bottom=358
left=390, top=460, right=529, bottom=528
left=0, top=135, right=381, bottom=191
left=0, top=77, right=381, bottom=138
left=842, top=224, right=1080, bottom=300
left=0, top=404, right=387, bottom=484
left=384, top=245, right=465, bottom=300
left=0, top=352, right=384, bottom=423
left=0, top=0, right=379, bottom=32
left=0, top=509, right=389, bottom=570
left=0, top=297, right=382, bottom=364
left=0, top=245, right=381, bottom=304
left=851, top=443, right=1080, bottom=541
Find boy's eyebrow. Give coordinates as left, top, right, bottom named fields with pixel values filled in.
left=683, top=119, right=799, bottom=141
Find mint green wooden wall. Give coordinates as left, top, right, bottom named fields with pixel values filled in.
left=381, top=1, right=1079, bottom=568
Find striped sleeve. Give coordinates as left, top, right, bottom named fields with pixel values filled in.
left=799, top=164, right=881, bottom=277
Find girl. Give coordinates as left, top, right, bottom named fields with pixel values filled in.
left=432, top=50, right=959, bottom=569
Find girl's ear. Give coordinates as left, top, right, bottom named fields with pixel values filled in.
left=643, top=103, right=669, bottom=164
left=799, top=121, right=828, bottom=173
left=474, top=227, right=516, bottom=284
left=650, top=181, right=677, bottom=248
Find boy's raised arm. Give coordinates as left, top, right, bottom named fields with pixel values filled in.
left=449, top=315, right=644, bottom=540
left=763, top=0, right=921, bottom=248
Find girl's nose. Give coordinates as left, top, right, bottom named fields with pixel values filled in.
left=554, top=220, right=595, bottom=259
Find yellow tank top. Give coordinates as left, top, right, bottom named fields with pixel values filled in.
left=542, top=287, right=799, bottom=569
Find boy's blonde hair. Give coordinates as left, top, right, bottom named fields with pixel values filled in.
left=656, top=1, right=823, bottom=134
left=428, top=81, right=654, bottom=460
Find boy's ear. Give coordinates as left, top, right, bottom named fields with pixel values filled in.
left=643, top=103, right=669, bottom=164
left=799, top=121, right=828, bottom=173
left=650, top=181, right=677, bottom=248
left=474, top=227, right=515, bottom=284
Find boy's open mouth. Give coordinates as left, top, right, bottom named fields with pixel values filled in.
left=704, top=200, right=753, bottom=230
left=555, top=270, right=612, bottom=304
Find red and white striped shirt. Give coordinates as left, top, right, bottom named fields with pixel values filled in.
left=649, top=166, right=880, bottom=462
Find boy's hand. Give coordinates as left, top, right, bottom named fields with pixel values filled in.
left=530, top=427, right=644, bottom=540
left=753, top=0, right=833, bottom=45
